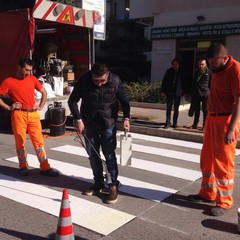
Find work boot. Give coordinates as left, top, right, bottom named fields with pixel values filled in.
left=40, top=168, right=59, bottom=177
left=211, top=206, right=231, bottom=216
left=83, top=182, right=105, bottom=196
left=19, top=167, right=30, bottom=176
left=106, top=185, right=118, bottom=204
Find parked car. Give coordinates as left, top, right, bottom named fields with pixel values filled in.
left=109, top=67, right=144, bottom=84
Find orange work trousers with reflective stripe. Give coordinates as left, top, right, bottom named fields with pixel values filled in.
left=199, top=114, right=240, bottom=209
left=11, top=110, right=50, bottom=171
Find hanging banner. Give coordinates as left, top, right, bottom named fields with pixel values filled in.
left=82, top=0, right=106, bottom=40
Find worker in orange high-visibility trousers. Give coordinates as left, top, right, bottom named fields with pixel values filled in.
left=188, top=43, right=240, bottom=216
left=0, top=57, right=59, bottom=177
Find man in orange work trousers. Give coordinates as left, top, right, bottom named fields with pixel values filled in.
left=0, top=58, right=59, bottom=177
left=188, top=43, right=240, bottom=216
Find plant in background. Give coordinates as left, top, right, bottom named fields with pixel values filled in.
left=124, top=81, right=166, bottom=103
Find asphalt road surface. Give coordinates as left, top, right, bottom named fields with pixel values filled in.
left=1, top=130, right=240, bottom=240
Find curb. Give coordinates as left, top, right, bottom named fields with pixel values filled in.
left=117, top=122, right=203, bottom=143
left=130, top=102, right=190, bottom=111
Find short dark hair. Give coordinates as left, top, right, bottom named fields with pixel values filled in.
left=91, top=63, right=108, bottom=76
left=198, top=57, right=207, bottom=63
left=18, top=57, right=34, bottom=68
left=206, top=43, right=227, bottom=58
left=171, top=58, right=181, bottom=65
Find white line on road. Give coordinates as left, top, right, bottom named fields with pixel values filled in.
left=117, top=132, right=240, bottom=155
left=0, top=173, right=135, bottom=235
left=5, top=154, right=177, bottom=202
left=51, top=145, right=201, bottom=180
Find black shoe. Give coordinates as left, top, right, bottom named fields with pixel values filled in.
left=211, top=206, right=231, bottom=216
left=19, top=167, right=30, bottom=176
left=191, top=124, right=198, bottom=129
left=106, top=185, right=118, bottom=204
left=40, top=168, right=59, bottom=177
left=163, top=123, right=170, bottom=129
left=83, top=182, right=105, bottom=196
left=171, top=124, right=177, bottom=128
left=187, top=194, right=214, bottom=203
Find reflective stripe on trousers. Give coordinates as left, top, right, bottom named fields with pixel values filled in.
left=199, top=114, right=240, bottom=209
left=11, top=110, right=50, bottom=170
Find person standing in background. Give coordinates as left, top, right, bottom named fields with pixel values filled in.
left=189, top=57, right=211, bottom=129
left=188, top=43, right=240, bottom=216
left=160, top=58, right=186, bottom=128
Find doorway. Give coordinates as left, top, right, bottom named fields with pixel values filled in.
left=177, top=38, right=225, bottom=94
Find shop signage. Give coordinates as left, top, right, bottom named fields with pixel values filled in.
left=150, top=22, right=240, bottom=40
left=82, top=0, right=106, bottom=40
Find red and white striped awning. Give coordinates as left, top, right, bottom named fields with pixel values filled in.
left=33, top=0, right=94, bottom=28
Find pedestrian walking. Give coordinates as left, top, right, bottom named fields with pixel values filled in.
left=160, top=58, right=187, bottom=128
left=188, top=43, right=240, bottom=216
left=189, top=57, right=211, bottom=129
left=0, top=57, right=59, bottom=177
left=68, top=63, right=130, bottom=204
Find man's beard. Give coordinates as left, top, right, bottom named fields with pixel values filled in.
left=210, top=63, right=226, bottom=73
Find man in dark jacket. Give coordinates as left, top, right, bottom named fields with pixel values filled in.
left=68, top=63, right=130, bottom=204
left=190, top=58, right=211, bottom=129
left=160, top=58, right=186, bottom=128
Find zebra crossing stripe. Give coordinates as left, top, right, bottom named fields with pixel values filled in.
left=0, top=173, right=134, bottom=235
left=117, top=132, right=203, bottom=149
left=117, top=132, right=240, bottom=155
left=51, top=145, right=201, bottom=181
left=130, top=158, right=201, bottom=181
left=130, top=144, right=200, bottom=163
left=5, top=154, right=176, bottom=202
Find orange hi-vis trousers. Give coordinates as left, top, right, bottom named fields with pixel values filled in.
left=11, top=110, right=50, bottom=171
left=199, top=114, right=240, bottom=209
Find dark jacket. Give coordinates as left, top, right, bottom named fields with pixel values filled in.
left=160, top=67, right=186, bottom=97
left=68, top=71, right=130, bottom=128
left=191, top=67, right=211, bottom=97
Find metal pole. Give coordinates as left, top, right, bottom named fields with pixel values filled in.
left=88, top=28, right=95, bottom=70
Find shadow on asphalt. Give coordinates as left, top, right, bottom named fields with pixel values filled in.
left=163, top=193, right=239, bottom=234
left=201, top=219, right=239, bottom=234
left=0, top=228, right=47, bottom=240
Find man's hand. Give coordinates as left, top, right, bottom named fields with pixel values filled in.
left=74, top=119, right=85, bottom=134
left=10, top=102, right=22, bottom=111
left=123, top=119, right=130, bottom=131
left=224, top=129, right=235, bottom=145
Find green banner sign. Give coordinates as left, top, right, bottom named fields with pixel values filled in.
left=150, top=22, right=240, bottom=40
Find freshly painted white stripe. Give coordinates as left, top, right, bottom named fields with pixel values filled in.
left=0, top=174, right=134, bottom=235
left=6, top=155, right=176, bottom=202
left=131, top=144, right=200, bottom=163
left=130, top=158, right=201, bottom=181
left=117, top=132, right=203, bottom=149
left=52, top=145, right=201, bottom=181
left=53, top=143, right=200, bottom=164
left=117, top=132, right=240, bottom=155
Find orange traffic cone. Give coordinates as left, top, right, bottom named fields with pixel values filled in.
left=56, top=188, right=75, bottom=240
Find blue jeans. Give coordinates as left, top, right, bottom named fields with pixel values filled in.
left=84, top=124, right=118, bottom=186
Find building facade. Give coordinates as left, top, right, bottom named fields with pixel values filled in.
left=130, top=0, right=240, bottom=90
